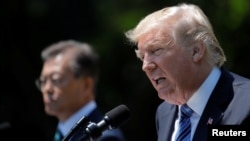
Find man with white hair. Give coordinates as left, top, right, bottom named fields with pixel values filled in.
left=125, top=3, right=250, bottom=141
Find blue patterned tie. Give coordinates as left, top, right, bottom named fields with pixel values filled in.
left=54, top=128, right=64, bottom=141
left=176, top=104, right=193, bottom=141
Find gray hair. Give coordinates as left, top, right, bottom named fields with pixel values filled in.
left=125, top=3, right=226, bottom=67
left=41, top=40, right=99, bottom=81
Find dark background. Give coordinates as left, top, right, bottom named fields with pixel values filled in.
left=0, top=0, right=249, bottom=140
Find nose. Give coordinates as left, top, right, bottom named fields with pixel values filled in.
left=142, top=57, right=156, bottom=72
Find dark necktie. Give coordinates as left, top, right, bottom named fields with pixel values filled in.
left=175, top=104, right=193, bottom=141
left=54, top=128, right=64, bottom=141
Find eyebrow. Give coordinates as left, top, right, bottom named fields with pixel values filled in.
left=135, top=49, right=141, bottom=59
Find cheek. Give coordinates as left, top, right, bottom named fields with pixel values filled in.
left=61, top=84, right=82, bottom=100
left=158, top=56, right=181, bottom=73
left=55, top=86, right=73, bottom=101
left=159, top=55, right=190, bottom=80
left=56, top=90, right=75, bottom=108
left=173, top=59, right=193, bottom=85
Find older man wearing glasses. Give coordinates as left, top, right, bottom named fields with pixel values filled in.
left=36, top=40, right=125, bottom=141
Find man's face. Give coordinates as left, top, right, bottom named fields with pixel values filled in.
left=39, top=53, right=85, bottom=118
left=136, top=27, right=195, bottom=104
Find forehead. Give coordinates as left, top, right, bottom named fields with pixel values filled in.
left=42, top=53, right=72, bottom=75
left=137, top=26, right=173, bottom=50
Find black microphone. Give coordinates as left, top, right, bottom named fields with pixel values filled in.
left=79, top=104, right=131, bottom=141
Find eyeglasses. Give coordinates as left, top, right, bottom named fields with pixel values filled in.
left=35, top=74, right=69, bottom=91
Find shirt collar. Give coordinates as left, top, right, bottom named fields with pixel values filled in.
left=58, top=100, right=97, bottom=135
left=187, top=67, right=221, bottom=116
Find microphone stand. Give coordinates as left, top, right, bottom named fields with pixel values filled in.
left=62, top=121, right=100, bottom=141
left=62, top=116, right=89, bottom=141
left=76, top=122, right=102, bottom=141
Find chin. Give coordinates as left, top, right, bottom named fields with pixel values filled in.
left=158, top=92, right=169, bottom=102
left=45, top=108, right=56, bottom=116
left=158, top=93, right=179, bottom=105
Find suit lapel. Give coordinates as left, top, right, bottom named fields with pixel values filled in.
left=87, top=108, right=103, bottom=123
left=193, top=68, right=234, bottom=141
left=157, top=104, right=178, bottom=141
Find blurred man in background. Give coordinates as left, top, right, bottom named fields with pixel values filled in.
left=36, top=40, right=125, bottom=141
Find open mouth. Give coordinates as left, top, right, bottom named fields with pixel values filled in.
left=155, top=77, right=165, bottom=85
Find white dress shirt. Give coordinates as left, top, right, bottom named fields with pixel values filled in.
left=171, top=67, right=221, bottom=141
left=57, top=100, right=97, bottom=136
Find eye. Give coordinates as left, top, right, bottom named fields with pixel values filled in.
left=135, top=50, right=144, bottom=61
left=51, top=74, right=64, bottom=85
left=138, top=54, right=144, bottom=61
left=152, top=48, right=163, bottom=56
left=51, top=78, right=63, bottom=85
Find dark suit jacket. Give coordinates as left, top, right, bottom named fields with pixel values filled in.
left=155, top=68, right=250, bottom=141
left=66, top=107, right=125, bottom=141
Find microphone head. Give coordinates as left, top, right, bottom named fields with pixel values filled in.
left=105, top=104, right=131, bottom=128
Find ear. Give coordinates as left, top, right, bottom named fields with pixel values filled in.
left=192, top=41, right=205, bottom=63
